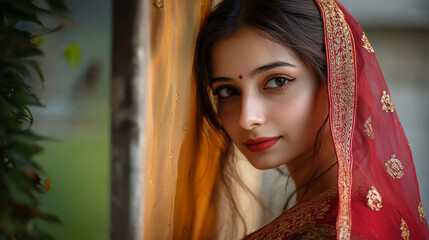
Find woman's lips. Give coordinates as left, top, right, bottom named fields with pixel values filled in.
left=244, top=136, right=281, bottom=153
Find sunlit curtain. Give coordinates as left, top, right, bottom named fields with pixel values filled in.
left=142, top=1, right=215, bottom=239
left=141, top=1, right=268, bottom=239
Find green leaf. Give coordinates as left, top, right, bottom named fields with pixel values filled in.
left=11, top=157, right=42, bottom=172
left=11, top=89, right=44, bottom=107
left=3, top=60, right=32, bottom=81
left=45, top=0, right=69, bottom=13
left=32, top=37, right=47, bottom=46
left=6, top=0, right=48, bottom=27
left=10, top=142, right=44, bottom=158
left=34, top=210, right=61, bottom=223
left=63, top=43, right=80, bottom=70
left=4, top=172, right=37, bottom=206
left=24, top=60, right=45, bottom=85
left=14, top=44, right=44, bottom=58
left=10, top=108, right=33, bottom=125
left=12, top=130, right=49, bottom=142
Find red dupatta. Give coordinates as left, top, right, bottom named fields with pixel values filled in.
left=315, top=0, right=429, bottom=239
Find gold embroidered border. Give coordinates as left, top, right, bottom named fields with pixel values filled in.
left=314, top=0, right=357, bottom=239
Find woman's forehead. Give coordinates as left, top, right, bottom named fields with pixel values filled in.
left=210, top=28, right=302, bottom=77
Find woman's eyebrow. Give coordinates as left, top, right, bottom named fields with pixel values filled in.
left=210, top=77, right=232, bottom=85
left=210, top=61, right=296, bottom=85
left=249, top=61, right=296, bottom=77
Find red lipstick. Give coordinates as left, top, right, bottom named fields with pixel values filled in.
left=244, top=137, right=280, bottom=153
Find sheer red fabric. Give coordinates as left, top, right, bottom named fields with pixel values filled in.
left=321, top=0, right=429, bottom=238
left=246, top=0, right=429, bottom=239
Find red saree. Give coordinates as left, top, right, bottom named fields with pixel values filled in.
left=245, top=0, right=429, bottom=239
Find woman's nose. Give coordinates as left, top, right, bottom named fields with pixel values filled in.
left=238, top=94, right=265, bottom=130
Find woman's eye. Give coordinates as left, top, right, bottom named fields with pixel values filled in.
left=264, top=76, right=292, bottom=89
left=215, top=87, right=238, bottom=98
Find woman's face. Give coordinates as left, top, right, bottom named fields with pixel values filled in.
left=210, top=28, right=329, bottom=170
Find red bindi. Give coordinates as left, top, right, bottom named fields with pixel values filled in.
left=239, top=75, right=243, bottom=79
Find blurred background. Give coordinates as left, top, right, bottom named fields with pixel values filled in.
left=31, top=0, right=111, bottom=239
left=29, top=0, right=428, bottom=239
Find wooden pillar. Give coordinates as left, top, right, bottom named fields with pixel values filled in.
left=110, top=0, right=148, bottom=239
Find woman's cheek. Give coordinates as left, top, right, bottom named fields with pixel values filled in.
left=218, top=108, right=237, bottom=133
left=275, top=94, right=315, bottom=144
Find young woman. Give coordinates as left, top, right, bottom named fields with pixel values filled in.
left=192, top=0, right=429, bottom=239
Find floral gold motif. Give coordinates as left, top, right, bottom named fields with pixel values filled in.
left=153, top=0, right=163, bottom=8
left=361, top=32, right=374, bottom=53
left=380, top=91, right=395, bottom=113
left=364, top=117, right=374, bottom=140
left=385, top=154, right=404, bottom=179
left=418, top=202, right=426, bottom=222
left=366, top=186, right=382, bottom=211
left=400, top=218, right=409, bottom=240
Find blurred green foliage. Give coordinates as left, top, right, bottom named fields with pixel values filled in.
left=63, top=43, right=80, bottom=70
left=0, top=0, right=69, bottom=239
left=36, top=132, right=109, bottom=240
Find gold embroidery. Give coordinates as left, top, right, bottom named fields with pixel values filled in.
left=400, top=218, right=409, bottom=240
left=314, top=0, right=356, bottom=238
left=292, top=224, right=336, bottom=239
left=366, top=186, right=382, bottom=211
left=363, top=117, right=374, bottom=140
left=385, top=154, right=404, bottom=179
left=183, top=122, right=189, bottom=134
left=153, top=0, right=163, bottom=8
left=245, top=188, right=336, bottom=240
left=418, top=202, right=427, bottom=222
left=361, top=32, right=374, bottom=53
left=380, top=91, right=395, bottom=113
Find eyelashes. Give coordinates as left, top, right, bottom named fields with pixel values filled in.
left=212, top=75, right=295, bottom=100
left=264, top=75, right=295, bottom=90
left=213, top=86, right=239, bottom=98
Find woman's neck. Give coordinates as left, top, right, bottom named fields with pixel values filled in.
left=286, top=128, right=338, bottom=204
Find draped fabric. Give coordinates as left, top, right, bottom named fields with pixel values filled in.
left=142, top=1, right=216, bottom=239
left=143, top=1, right=260, bottom=239
left=142, top=0, right=429, bottom=239
left=246, top=0, right=429, bottom=239
left=320, top=0, right=429, bottom=238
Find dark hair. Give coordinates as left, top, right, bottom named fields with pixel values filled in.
left=194, top=0, right=329, bottom=237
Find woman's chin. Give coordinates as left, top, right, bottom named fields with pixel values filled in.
left=245, top=157, right=285, bottom=170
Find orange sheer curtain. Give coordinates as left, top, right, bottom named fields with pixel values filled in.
left=142, top=1, right=265, bottom=239
left=142, top=1, right=220, bottom=239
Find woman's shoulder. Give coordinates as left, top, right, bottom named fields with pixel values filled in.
left=244, top=186, right=380, bottom=239
left=245, top=187, right=339, bottom=240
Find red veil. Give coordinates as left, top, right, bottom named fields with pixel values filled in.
left=244, top=0, right=429, bottom=239
left=316, top=0, right=428, bottom=238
